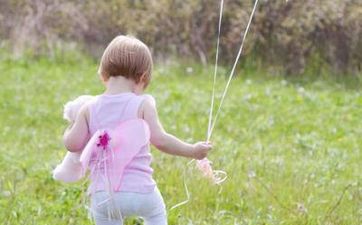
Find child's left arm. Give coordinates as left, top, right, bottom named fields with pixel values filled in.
left=63, top=105, right=90, bottom=152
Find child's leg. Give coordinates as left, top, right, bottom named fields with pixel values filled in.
left=143, top=212, right=167, bottom=225
left=91, top=188, right=167, bottom=225
left=91, top=192, right=123, bottom=225
left=92, top=213, right=122, bottom=225
left=139, top=188, right=167, bottom=225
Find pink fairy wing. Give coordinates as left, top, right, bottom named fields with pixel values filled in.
left=110, top=119, right=150, bottom=152
left=108, top=119, right=150, bottom=191
left=80, top=130, right=102, bottom=173
left=80, top=119, right=150, bottom=191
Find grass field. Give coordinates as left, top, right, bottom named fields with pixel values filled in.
left=0, top=54, right=361, bottom=225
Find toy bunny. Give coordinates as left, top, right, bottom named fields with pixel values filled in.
left=52, top=95, right=94, bottom=183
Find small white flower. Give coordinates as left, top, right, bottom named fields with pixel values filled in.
left=243, top=94, right=252, bottom=101
left=2, top=191, right=11, bottom=197
left=265, top=88, right=271, bottom=96
left=297, top=202, right=308, bottom=214
left=248, top=170, right=256, bottom=178
left=297, top=87, right=305, bottom=94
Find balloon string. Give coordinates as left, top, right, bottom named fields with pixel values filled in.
left=172, top=0, right=259, bottom=211
left=208, top=0, right=259, bottom=140
left=170, top=1, right=226, bottom=210
left=207, top=0, right=224, bottom=142
left=170, top=158, right=228, bottom=210
left=170, top=159, right=194, bottom=210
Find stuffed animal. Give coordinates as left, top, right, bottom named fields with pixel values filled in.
left=52, top=95, right=94, bottom=183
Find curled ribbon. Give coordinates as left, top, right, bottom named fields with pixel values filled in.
left=170, top=158, right=227, bottom=210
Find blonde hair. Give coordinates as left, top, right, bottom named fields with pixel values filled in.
left=98, top=35, right=153, bottom=85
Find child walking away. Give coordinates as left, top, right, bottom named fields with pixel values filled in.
left=62, top=35, right=212, bottom=225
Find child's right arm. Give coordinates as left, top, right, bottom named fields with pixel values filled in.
left=141, top=96, right=211, bottom=160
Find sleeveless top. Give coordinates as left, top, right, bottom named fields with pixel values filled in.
left=88, top=92, right=156, bottom=193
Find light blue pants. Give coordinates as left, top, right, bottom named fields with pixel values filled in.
left=91, top=188, right=167, bottom=225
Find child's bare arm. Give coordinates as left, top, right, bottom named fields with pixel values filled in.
left=141, top=96, right=211, bottom=159
left=63, top=105, right=90, bottom=152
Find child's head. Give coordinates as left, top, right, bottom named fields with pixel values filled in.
left=98, top=35, right=153, bottom=89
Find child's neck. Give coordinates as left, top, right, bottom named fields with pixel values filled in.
left=104, top=76, right=135, bottom=95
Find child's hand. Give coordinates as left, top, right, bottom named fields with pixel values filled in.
left=191, top=142, right=212, bottom=160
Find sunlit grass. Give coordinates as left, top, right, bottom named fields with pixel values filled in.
left=0, top=55, right=361, bottom=224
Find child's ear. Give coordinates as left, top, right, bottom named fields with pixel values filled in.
left=139, top=73, right=146, bottom=81
left=140, top=73, right=150, bottom=85
left=99, top=73, right=108, bottom=84
left=139, top=74, right=149, bottom=89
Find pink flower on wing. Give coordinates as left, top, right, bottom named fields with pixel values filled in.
left=97, top=131, right=111, bottom=150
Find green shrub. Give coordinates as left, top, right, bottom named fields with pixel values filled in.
left=1, top=0, right=361, bottom=75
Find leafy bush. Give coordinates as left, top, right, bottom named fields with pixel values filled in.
left=1, top=0, right=361, bottom=74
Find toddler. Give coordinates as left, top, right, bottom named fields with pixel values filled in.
left=62, top=35, right=212, bottom=225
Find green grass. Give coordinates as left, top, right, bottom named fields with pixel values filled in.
left=0, top=54, right=361, bottom=225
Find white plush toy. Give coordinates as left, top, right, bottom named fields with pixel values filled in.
left=52, top=95, right=95, bottom=183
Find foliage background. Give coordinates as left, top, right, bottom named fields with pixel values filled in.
left=0, top=0, right=361, bottom=75
left=0, top=0, right=362, bottom=225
